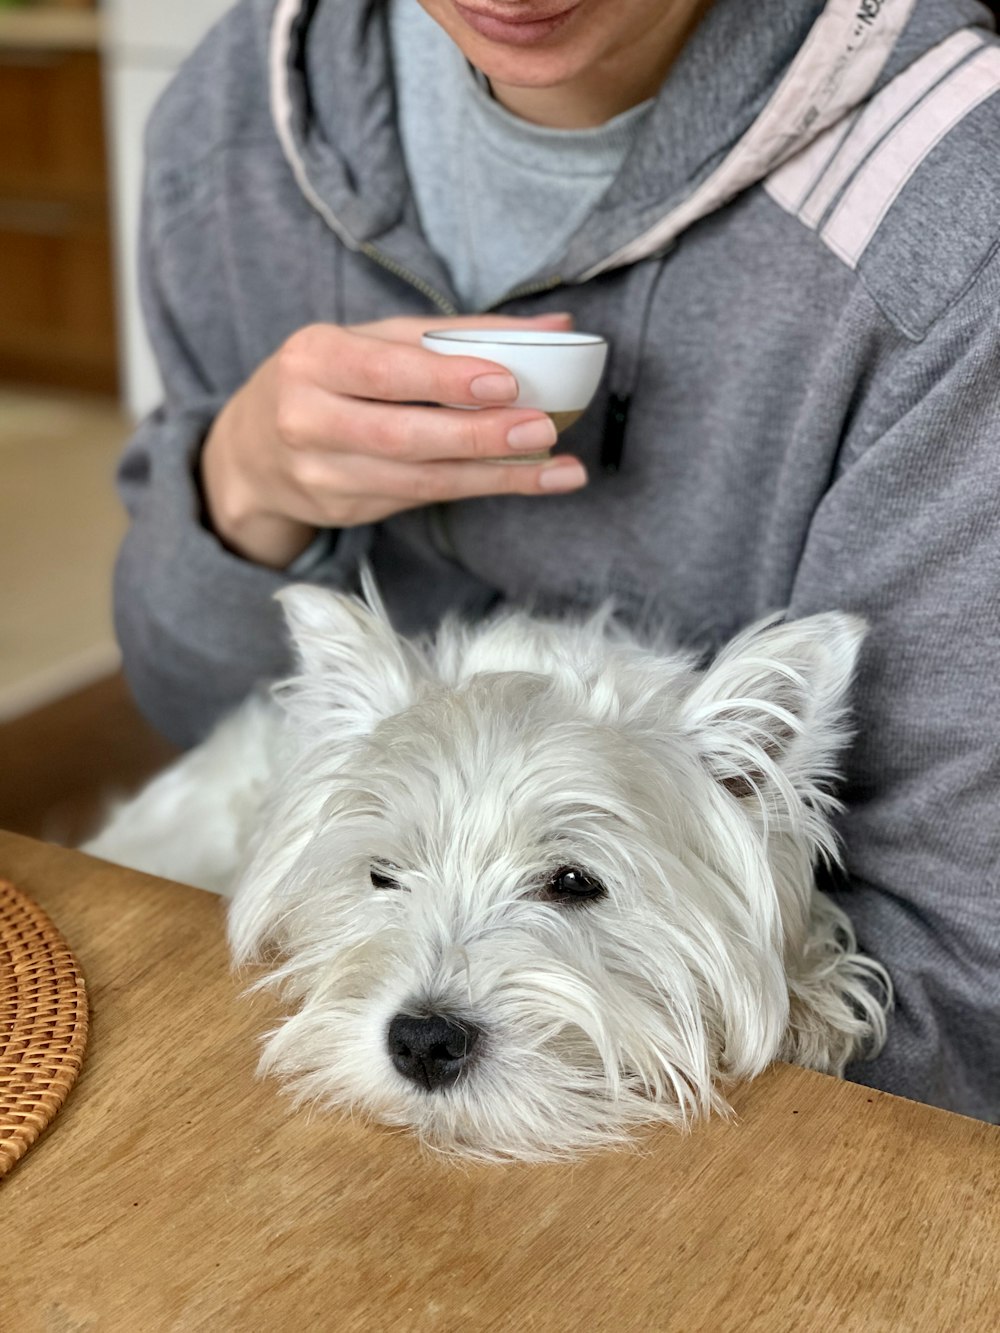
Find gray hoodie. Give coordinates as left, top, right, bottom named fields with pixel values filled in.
left=118, top=0, right=1000, bottom=1119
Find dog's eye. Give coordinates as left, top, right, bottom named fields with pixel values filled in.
left=542, top=866, right=607, bottom=905
left=370, top=862, right=402, bottom=890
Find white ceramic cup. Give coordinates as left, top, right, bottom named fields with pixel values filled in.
left=421, top=328, right=609, bottom=461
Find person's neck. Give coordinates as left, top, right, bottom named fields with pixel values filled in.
left=489, top=0, right=714, bottom=129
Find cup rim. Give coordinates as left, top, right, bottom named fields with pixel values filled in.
left=422, top=330, right=607, bottom=348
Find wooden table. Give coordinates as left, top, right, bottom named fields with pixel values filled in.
left=2, top=831, right=998, bottom=1331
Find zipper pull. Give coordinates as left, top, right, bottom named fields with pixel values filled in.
left=600, top=393, right=631, bottom=474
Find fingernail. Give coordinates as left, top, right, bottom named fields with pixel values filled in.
left=539, top=460, right=587, bottom=491
left=471, top=372, right=518, bottom=403
left=507, top=417, right=558, bottom=452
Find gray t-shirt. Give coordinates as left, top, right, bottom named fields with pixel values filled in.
left=388, top=0, right=653, bottom=311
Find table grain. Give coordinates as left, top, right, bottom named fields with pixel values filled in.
left=1, top=830, right=997, bottom=1331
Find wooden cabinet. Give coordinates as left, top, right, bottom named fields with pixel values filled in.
left=0, top=31, right=118, bottom=393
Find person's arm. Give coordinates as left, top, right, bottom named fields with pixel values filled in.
left=787, top=266, right=1000, bottom=1120
left=113, top=207, right=309, bottom=746
left=115, top=159, right=586, bottom=749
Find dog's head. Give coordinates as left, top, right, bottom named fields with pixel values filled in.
left=230, top=583, right=885, bottom=1160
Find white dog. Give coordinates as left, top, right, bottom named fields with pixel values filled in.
left=87, top=580, right=889, bottom=1160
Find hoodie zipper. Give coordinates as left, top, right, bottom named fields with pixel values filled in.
left=487, top=275, right=566, bottom=309
left=363, top=240, right=566, bottom=317
left=361, top=243, right=460, bottom=316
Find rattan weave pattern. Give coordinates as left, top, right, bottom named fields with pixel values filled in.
left=1, top=877, right=88, bottom=1178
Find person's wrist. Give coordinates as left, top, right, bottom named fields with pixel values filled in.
left=222, top=510, right=318, bottom=569
left=200, top=397, right=316, bottom=569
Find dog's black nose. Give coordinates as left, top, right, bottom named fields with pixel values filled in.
left=387, top=1013, right=482, bottom=1091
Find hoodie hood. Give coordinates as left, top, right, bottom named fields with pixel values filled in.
left=270, top=0, right=995, bottom=292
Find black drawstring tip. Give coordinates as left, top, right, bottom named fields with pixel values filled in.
left=600, top=393, right=631, bottom=474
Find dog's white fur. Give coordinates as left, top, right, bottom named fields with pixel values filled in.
left=87, top=581, right=889, bottom=1160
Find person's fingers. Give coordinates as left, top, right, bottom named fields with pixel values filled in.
left=278, top=314, right=581, bottom=410
left=295, top=450, right=589, bottom=511
left=277, top=389, right=559, bottom=461
left=279, top=329, right=531, bottom=409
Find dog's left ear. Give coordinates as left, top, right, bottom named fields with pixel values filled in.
left=274, top=583, right=424, bottom=735
left=679, top=612, right=866, bottom=804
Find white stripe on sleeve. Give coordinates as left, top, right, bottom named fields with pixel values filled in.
left=821, top=44, right=1000, bottom=267
left=799, top=28, right=982, bottom=229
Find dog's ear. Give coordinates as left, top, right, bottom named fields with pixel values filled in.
left=274, top=583, right=424, bottom=734
left=679, top=612, right=866, bottom=805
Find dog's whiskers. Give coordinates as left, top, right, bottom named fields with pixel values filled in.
left=86, top=585, right=889, bottom=1160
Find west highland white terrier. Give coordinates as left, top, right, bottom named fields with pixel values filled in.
left=86, top=579, right=889, bottom=1160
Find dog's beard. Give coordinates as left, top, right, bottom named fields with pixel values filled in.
left=221, top=591, right=889, bottom=1161
left=256, top=964, right=717, bottom=1163
left=84, top=581, right=889, bottom=1158
left=247, top=857, right=750, bottom=1161
left=236, top=716, right=817, bottom=1161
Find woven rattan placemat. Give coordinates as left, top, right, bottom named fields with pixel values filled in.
left=0, top=877, right=88, bottom=1178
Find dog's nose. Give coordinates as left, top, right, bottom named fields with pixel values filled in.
left=387, top=1013, right=482, bottom=1091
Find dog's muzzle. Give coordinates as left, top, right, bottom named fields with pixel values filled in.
left=387, top=1013, right=482, bottom=1092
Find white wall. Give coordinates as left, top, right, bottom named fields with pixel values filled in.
left=103, top=0, right=236, bottom=419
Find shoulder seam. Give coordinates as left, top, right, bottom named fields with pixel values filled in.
left=765, top=33, right=999, bottom=269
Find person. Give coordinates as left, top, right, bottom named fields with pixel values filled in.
left=115, top=0, right=1000, bottom=1122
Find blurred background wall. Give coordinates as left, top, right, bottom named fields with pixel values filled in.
left=0, top=0, right=229, bottom=842
left=103, top=0, right=232, bottom=417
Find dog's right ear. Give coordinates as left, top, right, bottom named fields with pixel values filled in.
left=274, top=584, right=424, bottom=735
left=678, top=610, right=865, bottom=812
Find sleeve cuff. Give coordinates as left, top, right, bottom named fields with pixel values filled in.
left=285, top=528, right=341, bottom=577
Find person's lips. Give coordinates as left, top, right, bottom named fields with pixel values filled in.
left=453, top=2, right=581, bottom=46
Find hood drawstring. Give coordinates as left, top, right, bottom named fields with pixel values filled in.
left=599, top=253, right=670, bottom=476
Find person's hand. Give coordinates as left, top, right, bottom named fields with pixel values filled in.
left=200, top=313, right=589, bottom=568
